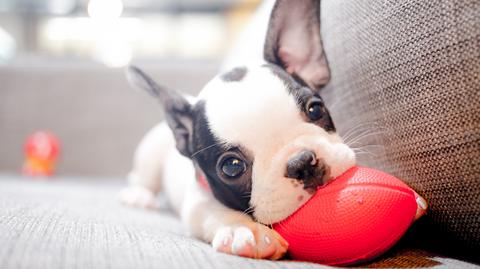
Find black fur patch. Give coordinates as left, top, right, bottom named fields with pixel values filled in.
left=264, top=63, right=336, bottom=132
left=190, top=101, right=252, bottom=212
left=220, top=66, right=248, bottom=82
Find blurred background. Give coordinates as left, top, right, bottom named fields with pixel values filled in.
left=0, top=0, right=261, bottom=178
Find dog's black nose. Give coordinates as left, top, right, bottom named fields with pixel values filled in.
left=286, top=150, right=317, bottom=180
left=286, top=150, right=327, bottom=189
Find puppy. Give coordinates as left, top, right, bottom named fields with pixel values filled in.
left=119, top=0, right=356, bottom=259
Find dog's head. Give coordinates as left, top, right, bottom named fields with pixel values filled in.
left=127, top=0, right=355, bottom=224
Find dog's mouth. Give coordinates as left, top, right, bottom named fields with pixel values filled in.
left=252, top=175, right=338, bottom=224
left=252, top=197, right=313, bottom=225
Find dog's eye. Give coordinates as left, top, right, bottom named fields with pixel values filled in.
left=221, top=157, right=246, bottom=178
left=306, top=100, right=323, bottom=121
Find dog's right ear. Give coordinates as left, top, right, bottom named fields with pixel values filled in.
left=264, top=0, right=329, bottom=90
left=126, top=66, right=194, bottom=157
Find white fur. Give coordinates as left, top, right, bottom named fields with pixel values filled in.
left=118, top=185, right=158, bottom=209
left=119, top=1, right=354, bottom=260
left=119, top=66, right=355, bottom=259
left=200, top=65, right=355, bottom=223
left=119, top=0, right=429, bottom=260
left=231, top=227, right=255, bottom=254
left=127, top=123, right=171, bottom=193
left=212, top=227, right=234, bottom=250
left=119, top=122, right=288, bottom=259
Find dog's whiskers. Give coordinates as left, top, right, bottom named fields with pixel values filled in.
left=341, top=122, right=386, bottom=143
left=350, top=143, right=385, bottom=158
left=190, top=141, right=228, bottom=158
left=352, top=148, right=377, bottom=157
left=243, top=206, right=255, bottom=215
left=240, top=205, right=256, bottom=219
left=345, top=131, right=387, bottom=148
left=343, top=126, right=387, bottom=145
left=241, top=191, right=252, bottom=198
left=265, top=211, right=274, bottom=228
left=351, top=144, right=384, bottom=151
left=341, top=121, right=383, bottom=135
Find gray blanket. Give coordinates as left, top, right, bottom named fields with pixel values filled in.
left=0, top=176, right=478, bottom=269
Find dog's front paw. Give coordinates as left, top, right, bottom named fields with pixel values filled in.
left=212, top=224, right=288, bottom=260
left=118, top=186, right=158, bottom=209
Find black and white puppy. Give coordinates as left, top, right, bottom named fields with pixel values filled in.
left=119, top=0, right=355, bottom=259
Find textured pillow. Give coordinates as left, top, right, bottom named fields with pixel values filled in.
left=320, top=0, right=479, bottom=256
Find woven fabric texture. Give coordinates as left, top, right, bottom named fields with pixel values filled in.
left=320, top=0, right=479, bottom=253
left=1, top=177, right=479, bottom=269
left=0, top=177, right=326, bottom=269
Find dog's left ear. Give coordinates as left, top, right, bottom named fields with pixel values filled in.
left=264, top=0, right=329, bottom=90
left=126, top=66, right=194, bottom=157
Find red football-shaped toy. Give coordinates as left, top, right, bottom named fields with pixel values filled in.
left=273, top=166, right=425, bottom=266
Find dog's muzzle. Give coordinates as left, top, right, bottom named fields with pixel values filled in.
left=285, top=150, right=328, bottom=190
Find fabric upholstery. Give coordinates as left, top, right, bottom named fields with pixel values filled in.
left=1, top=176, right=479, bottom=269
left=320, top=0, right=479, bottom=255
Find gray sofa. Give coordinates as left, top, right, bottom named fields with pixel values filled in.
left=320, top=0, right=480, bottom=261
left=1, top=0, right=479, bottom=268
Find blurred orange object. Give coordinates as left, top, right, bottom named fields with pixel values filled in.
left=23, top=131, right=60, bottom=177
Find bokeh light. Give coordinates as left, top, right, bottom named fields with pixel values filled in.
left=87, top=0, right=124, bottom=20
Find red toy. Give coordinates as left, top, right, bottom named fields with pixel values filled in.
left=273, top=166, right=427, bottom=266
left=23, top=131, right=60, bottom=177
